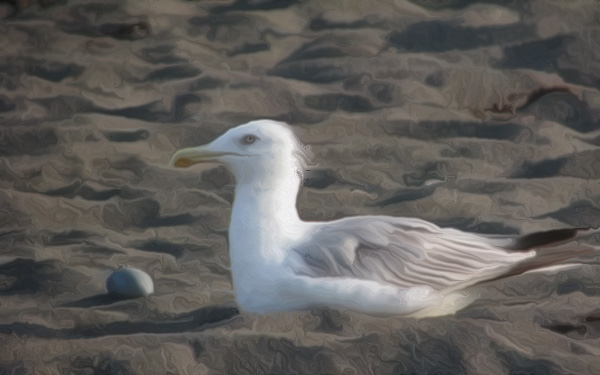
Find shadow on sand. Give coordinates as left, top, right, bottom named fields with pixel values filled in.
left=0, top=305, right=239, bottom=339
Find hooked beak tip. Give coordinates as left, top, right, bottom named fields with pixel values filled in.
left=171, top=157, right=196, bottom=168
left=170, top=147, right=207, bottom=169
left=170, top=146, right=229, bottom=169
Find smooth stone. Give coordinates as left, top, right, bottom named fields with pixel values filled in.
left=106, top=267, right=154, bottom=298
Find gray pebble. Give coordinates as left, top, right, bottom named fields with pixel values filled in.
left=106, top=267, right=154, bottom=298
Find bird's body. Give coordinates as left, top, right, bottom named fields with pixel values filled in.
left=171, top=119, right=588, bottom=316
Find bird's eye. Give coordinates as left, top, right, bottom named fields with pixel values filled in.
left=241, top=134, right=257, bottom=145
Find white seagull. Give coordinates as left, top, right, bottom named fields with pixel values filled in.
left=171, top=119, right=587, bottom=317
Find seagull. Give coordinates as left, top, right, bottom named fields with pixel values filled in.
left=171, top=119, right=587, bottom=317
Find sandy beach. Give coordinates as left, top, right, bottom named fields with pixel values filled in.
left=1, top=0, right=600, bottom=373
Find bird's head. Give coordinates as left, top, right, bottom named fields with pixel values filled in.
left=171, top=119, right=310, bottom=183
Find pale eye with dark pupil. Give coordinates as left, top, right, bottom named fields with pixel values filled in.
left=241, top=135, right=257, bottom=145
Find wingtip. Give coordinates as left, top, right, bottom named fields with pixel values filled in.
left=507, top=227, right=584, bottom=251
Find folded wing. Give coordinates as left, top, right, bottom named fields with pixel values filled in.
left=286, top=216, right=537, bottom=292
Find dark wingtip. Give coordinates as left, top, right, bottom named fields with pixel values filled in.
left=507, top=228, right=584, bottom=250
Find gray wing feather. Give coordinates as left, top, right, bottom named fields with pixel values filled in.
left=287, top=216, right=535, bottom=292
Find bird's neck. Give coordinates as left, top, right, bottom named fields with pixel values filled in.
left=233, top=177, right=301, bottom=222
left=229, top=158, right=304, bottom=264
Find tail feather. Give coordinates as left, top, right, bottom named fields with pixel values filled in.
left=485, top=243, right=598, bottom=284
left=505, top=228, right=583, bottom=250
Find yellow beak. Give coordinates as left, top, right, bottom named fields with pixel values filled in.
left=170, top=146, right=238, bottom=168
left=170, top=146, right=213, bottom=168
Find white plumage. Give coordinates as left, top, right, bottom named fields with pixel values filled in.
left=171, top=119, right=585, bottom=316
